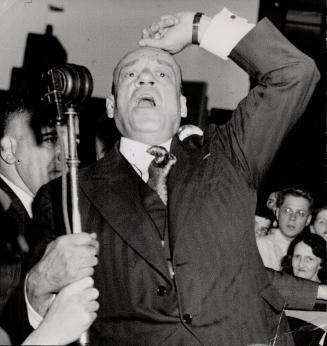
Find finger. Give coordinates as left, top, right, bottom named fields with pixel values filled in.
left=74, top=233, right=99, bottom=246
left=79, top=244, right=99, bottom=257
left=77, top=255, right=98, bottom=269
left=57, top=233, right=97, bottom=247
left=86, top=300, right=100, bottom=312
left=62, top=276, right=94, bottom=294
left=139, top=37, right=166, bottom=48
left=157, top=16, right=179, bottom=28
left=88, top=311, right=97, bottom=324
left=74, top=267, right=95, bottom=280
left=142, top=28, right=150, bottom=39
left=83, top=287, right=99, bottom=302
left=142, top=23, right=160, bottom=38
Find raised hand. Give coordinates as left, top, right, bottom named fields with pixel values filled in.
left=139, top=12, right=195, bottom=54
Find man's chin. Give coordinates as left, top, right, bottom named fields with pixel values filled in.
left=132, top=119, right=163, bottom=134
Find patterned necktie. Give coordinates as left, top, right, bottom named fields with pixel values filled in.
left=146, top=145, right=176, bottom=206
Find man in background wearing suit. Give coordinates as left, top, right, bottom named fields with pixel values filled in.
left=25, top=8, right=326, bottom=346
left=0, top=94, right=62, bottom=343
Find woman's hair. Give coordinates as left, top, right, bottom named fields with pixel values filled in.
left=281, top=229, right=327, bottom=283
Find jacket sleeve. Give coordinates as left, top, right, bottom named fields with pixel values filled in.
left=215, top=18, right=320, bottom=188
left=266, top=268, right=320, bottom=310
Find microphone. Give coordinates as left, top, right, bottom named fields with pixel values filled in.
left=41, top=63, right=93, bottom=124
left=41, top=64, right=94, bottom=345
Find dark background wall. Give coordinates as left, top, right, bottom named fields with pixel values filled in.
left=255, top=0, right=326, bottom=207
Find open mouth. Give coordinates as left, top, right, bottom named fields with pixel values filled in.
left=136, top=95, right=156, bottom=108
left=297, top=269, right=307, bottom=274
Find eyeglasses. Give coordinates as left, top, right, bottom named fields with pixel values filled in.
left=281, top=207, right=309, bottom=219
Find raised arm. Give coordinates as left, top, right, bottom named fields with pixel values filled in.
left=139, top=10, right=320, bottom=187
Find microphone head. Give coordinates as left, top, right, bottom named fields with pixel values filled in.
left=41, top=63, right=94, bottom=123
left=42, top=63, right=93, bottom=106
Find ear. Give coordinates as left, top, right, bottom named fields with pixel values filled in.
left=305, top=214, right=312, bottom=226
left=106, top=95, right=115, bottom=119
left=0, top=136, right=17, bottom=164
left=180, top=95, right=187, bottom=118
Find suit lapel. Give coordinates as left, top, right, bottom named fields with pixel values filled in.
left=0, top=178, right=31, bottom=233
left=168, top=135, right=208, bottom=251
left=79, top=144, right=171, bottom=282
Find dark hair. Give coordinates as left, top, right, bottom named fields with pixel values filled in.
left=0, top=92, right=31, bottom=139
left=310, top=205, right=327, bottom=225
left=0, top=91, right=50, bottom=144
left=255, top=203, right=274, bottom=221
left=276, top=187, right=314, bottom=212
left=281, top=230, right=327, bottom=283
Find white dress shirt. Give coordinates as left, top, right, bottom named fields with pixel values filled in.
left=256, top=228, right=292, bottom=271
left=0, top=173, right=33, bottom=218
left=120, top=137, right=172, bottom=182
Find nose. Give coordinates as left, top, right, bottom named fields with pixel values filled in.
left=289, top=212, right=297, bottom=221
left=298, top=257, right=306, bottom=268
left=136, top=69, right=155, bottom=86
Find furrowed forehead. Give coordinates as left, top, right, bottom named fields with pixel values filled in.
left=113, top=47, right=182, bottom=85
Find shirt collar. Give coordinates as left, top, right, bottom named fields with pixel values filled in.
left=0, top=173, right=33, bottom=218
left=274, top=228, right=293, bottom=249
left=119, top=137, right=172, bottom=181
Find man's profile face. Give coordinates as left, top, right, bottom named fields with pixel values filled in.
left=266, top=191, right=278, bottom=211
left=13, top=115, right=62, bottom=195
left=276, top=195, right=311, bottom=239
left=311, top=209, right=327, bottom=241
left=112, top=47, right=186, bottom=145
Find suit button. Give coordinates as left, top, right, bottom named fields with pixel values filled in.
left=182, top=314, right=193, bottom=324
left=156, top=286, right=167, bottom=296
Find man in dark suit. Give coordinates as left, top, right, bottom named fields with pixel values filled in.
left=25, top=8, right=325, bottom=346
left=0, top=94, right=62, bottom=342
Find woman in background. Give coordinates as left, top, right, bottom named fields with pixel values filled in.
left=281, top=230, right=326, bottom=283
left=281, top=230, right=326, bottom=346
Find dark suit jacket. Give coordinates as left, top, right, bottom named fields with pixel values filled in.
left=0, top=178, right=32, bottom=342
left=0, top=177, right=30, bottom=312
left=31, top=18, right=320, bottom=346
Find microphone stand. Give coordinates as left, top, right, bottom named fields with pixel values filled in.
left=65, top=105, right=89, bottom=345
left=43, top=63, right=94, bottom=345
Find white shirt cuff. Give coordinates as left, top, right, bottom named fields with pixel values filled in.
left=24, top=274, right=55, bottom=329
left=200, top=8, right=255, bottom=60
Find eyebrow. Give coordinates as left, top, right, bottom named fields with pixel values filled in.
left=118, top=58, right=177, bottom=77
